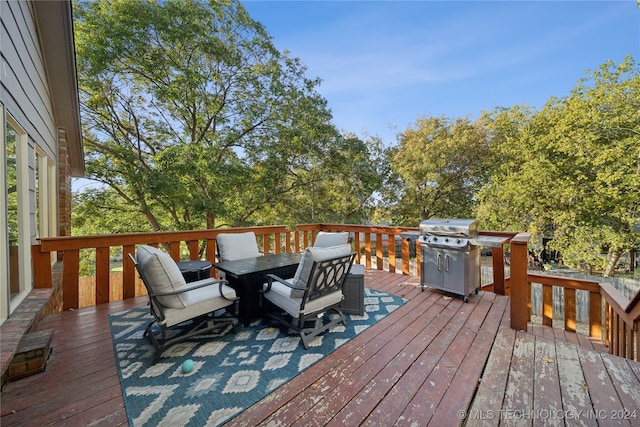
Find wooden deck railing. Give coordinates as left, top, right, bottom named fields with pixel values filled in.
left=32, top=224, right=510, bottom=309
left=508, top=232, right=639, bottom=361
left=31, top=224, right=639, bottom=360
left=600, top=282, right=640, bottom=360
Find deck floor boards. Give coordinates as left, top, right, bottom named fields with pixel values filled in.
left=1, top=269, right=638, bottom=426
left=469, top=320, right=640, bottom=427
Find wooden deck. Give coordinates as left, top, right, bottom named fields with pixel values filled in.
left=1, top=269, right=639, bottom=426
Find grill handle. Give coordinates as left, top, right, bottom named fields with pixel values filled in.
left=437, top=253, right=442, bottom=271
left=445, top=254, right=449, bottom=272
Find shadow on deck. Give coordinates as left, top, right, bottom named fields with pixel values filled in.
left=1, top=269, right=639, bottom=426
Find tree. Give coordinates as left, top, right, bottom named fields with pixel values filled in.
left=382, top=116, right=493, bottom=226
left=477, top=56, right=640, bottom=275
left=74, top=0, right=370, bottom=232
left=265, top=134, right=388, bottom=225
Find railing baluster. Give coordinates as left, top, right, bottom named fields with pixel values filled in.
left=492, top=245, right=505, bottom=295
left=625, top=324, right=633, bottom=359
left=284, top=231, right=291, bottom=253
left=123, top=244, right=136, bottom=299
left=263, top=234, right=271, bottom=254
left=565, top=287, right=576, bottom=332
left=542, top=283, right=553, bottom=327
left=364, top=234, right=372, bottom=268
left=612, top=313, right=620, bottom=356
left=188, top=240, right=199, bottom=260
left=416, top=240, right=421, bottom=278
left=169, top=241, right=180, bottom=261
left=63, top=249, right=80, bottom=310
left=354, top=232, right=361, bottom=265
left=388, top=234, right=396, bottom=273
left=274, top=233, right=281, bottom=254
left=589, top=291, right=602, bottom=339
left=401, top=237, right=410, bottom=275
left=375, top=234, right=383, bottom=270
left=604, top=300, right=611, bottom=347
left=294, top=231, right=301, bottom=252
left=95, top=247, right=110, bottom=305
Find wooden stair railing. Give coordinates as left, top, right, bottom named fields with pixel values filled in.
left=600, top=283, right=640, bottom=361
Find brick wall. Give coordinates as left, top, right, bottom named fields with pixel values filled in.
left=43, top=262, right=64, bottom=315
left=57, top=128, right=72, bottom=239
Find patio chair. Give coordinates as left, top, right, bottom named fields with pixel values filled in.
left=313, top=231, right=350, bottom=247
left=216, top=231, right=264, bottom=261
left=260, top=243, right=356, bottom=349
left=129, top=245, right=239, bottom=363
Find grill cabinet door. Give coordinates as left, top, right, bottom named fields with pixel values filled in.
left=422, top=246, right=443, bottom=289
left=422, top=245, right=478, bottom=297
left=441, top=248, right=467, bottom=295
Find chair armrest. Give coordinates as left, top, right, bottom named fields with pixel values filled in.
left=148, top=278, right=238, bottom=302
left=261, top=273, right=305, bottom=293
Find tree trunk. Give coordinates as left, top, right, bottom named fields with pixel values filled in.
left=603, top=247, right=621, bottom=277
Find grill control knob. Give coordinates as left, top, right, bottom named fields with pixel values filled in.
left=433, top=237, right=438, bottom=242
left=444, top=238, right=449, bottom=243
left=456, top=239, right=461, bottom=244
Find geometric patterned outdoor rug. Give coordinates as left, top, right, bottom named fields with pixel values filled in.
left=109, top=288, right=405, bottom=427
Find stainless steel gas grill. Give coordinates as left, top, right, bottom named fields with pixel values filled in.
left=418, top=218, right=480, bottom=302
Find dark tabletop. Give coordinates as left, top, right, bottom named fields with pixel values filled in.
left=213, top=252, right=301, bottom=278
left=176, top=260, right=212, bottom=271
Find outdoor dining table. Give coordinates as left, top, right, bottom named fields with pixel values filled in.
left=213, top=252, right=302, bottom=326
left=176, top=260, right=212, bottom=283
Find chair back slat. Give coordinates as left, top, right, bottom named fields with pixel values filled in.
left=303, top=253, right=355, bottom=305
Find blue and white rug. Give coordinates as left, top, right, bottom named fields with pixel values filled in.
left=109, top=288, right=405, bottom=427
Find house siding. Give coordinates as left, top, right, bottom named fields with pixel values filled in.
left=1, top=0, right=62, bottom=244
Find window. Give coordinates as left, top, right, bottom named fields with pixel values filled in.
left=0, top=104, right=6, bottom=321
left=35, top=149, right=57, bottom=263
left=2, top=113, right=31, bottom=319
left=35, top=149, right=55, bottom=239
left=6, top=120, right=21, bottom=301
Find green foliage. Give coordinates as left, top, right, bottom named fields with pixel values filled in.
left=73, top=0, right=383, bottom=233
left=382, top=116, right=493, bottom=225
left=476, top=56, right=640, bottom=274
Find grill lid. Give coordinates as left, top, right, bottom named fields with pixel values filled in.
left=419, top=218, right=478, bottom=238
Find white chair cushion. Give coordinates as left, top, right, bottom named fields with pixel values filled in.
left=217, top=231, right=261, bottom=261
left=161, top=280, right=237, bottom=327
left=267, top=277, right=306, bottom=299
left=263, top=281, right=343, bottom=319
left=313, top=231, right=350, bottom=247
left=291, top=243, right=352, bottom=294
left=136, top=245, right=187, bottom=309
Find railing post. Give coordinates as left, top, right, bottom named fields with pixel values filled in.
left=510, top=233, right=531, bottom=331
left=491, top=245, right=505, bottom=295
left=32, top=244, right=53, bottom=289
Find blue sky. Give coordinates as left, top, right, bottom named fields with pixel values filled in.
left=242, top=0, right=639, bottom=145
